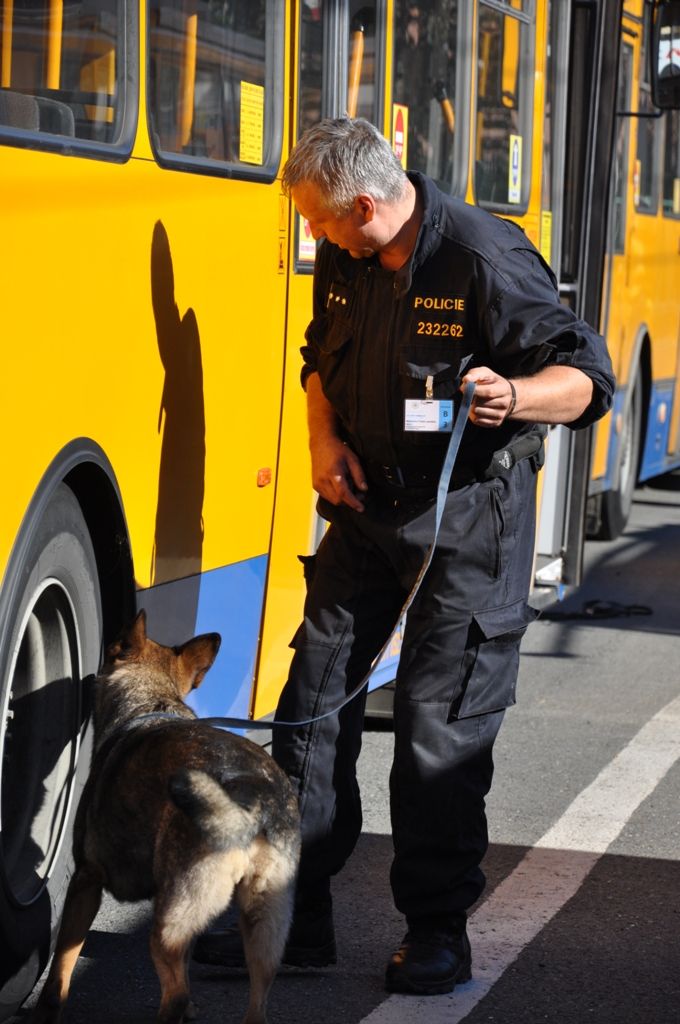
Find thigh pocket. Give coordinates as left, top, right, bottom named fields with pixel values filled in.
left=448, top=599, right=538, bottom=720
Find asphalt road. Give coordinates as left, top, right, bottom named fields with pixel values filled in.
left=11, top=472, right=680, bottom=1024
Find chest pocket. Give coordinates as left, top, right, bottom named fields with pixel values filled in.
left=399, top=345, right=473, bottom=444
left=317, top=314, right=356, bottom=430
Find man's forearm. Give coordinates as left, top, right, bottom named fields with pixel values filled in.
left=510, top=365, right=594, bottom=425
left=306, top=372, right=341, bottom=445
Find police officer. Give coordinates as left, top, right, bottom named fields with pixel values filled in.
left=195, top=117, right=615, bottom=994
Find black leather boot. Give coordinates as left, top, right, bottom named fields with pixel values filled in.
left=385, top=921, right=472, bottom=995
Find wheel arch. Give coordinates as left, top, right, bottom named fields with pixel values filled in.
left=0, top=438, right=136, bottom=657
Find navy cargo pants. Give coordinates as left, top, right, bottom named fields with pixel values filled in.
left=271, top=459, right=538, bottom=925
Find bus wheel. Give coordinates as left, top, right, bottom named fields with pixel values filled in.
left=598, top=372, right=642, bottom=540
left=0, top=484, right=102, bottom=1021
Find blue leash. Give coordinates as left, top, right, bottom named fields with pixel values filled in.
left=144, top=383, right=475, bottom=734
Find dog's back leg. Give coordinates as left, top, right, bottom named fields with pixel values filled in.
left=149, top=926, right=193, bottom=1024
left=151, top=852, right=244, bottom=1023
left=30, top=864, right=103, bottom=1024
left=236, top=844, right=298, bottom=1024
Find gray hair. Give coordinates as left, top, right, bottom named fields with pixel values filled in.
left=282, top=117, right=408, bottom=216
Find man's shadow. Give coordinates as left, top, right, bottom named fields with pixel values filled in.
left=149, top=221, right=205, bottom=639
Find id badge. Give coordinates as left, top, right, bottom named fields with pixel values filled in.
left=404, top=399, right=453, bottom=432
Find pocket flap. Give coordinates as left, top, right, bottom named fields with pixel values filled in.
left=473, top=599, right=538, bottom=641
left=399, top=348, right=472, bottom=382
left=319, top=317, right=353, bottom=355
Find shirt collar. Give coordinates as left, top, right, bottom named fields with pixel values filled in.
left=393, top=172, right=444, bottom=296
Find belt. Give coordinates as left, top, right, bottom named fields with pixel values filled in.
left=365, top=426, right=547, bottom=498
left=365, top=461, right=481, bottom=498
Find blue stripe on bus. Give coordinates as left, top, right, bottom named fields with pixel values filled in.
left=186, top=556, right=268, bottom=719
left=599, top=381, right=680, bottom=491
left=138, top=555, right=268, bottom=721
left=368, top=620, right=404, bottom=690
left=600, top=385, right=627, bottom=492
left=639, top=380, right=677, bottom=482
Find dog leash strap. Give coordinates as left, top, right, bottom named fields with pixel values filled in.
left=203, top=382, right=476, bottom=733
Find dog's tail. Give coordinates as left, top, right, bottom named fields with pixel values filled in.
left=168, top=769, right=261, bottom=850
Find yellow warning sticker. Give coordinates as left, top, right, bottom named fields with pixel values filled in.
left=508, top=134, right=522, bottom=204
left=240, top=81, right=264, bottom=165
left=540, top=210, right=553, bottom=265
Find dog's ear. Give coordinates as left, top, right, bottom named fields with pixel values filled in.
left=177, top=633, right=221, bottom=691
left=106, top=610, right=148, bottom=661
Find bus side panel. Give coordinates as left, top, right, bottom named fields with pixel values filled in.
left=0, top=146, right=288, bottom=715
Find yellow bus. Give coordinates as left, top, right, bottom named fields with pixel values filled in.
left=587, top=0, right=680, bottom=538
left=0, top=0, right=677, bottom=1015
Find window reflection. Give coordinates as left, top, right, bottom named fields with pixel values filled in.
left=347, top=1, right=378, bottom=121
left=0, top=0, right=123, bottom=142
left=392, top=1, right=459, bottom=188
left=475, top=3, right=531, bottom=209
left=662, top=109, right=680, bottom=216
left=149, top=0, right=280, bottom=170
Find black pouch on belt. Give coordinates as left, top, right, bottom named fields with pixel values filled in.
left=484, top=424, right=548, bottom=479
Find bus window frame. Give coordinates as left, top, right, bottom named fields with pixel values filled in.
left=650, top=0, right=680, bottom=109
left=473, top=0, right=537, bottom=215
left=292, top=0, right=387, bottom=276
left=451, top=0, right=474, bottom=198
left=0, top=0, right=138, bottom=162
left=345, top=0, right=386, bottom=125
left=146, top=0, right=285, bottom=185
left=390, top=0, right=473, bottom=200
left=543, top=0, right=572, bottom=278
left=612, top=41, right=634, bottom=256
left=662, top=108, right=680, bottom=216
left=634, top=3, right=664, bottom=215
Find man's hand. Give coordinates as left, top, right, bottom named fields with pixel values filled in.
left=461, top=364, right=594, bottom=427
left=310, top=436, right=368, bottom=511
left=462, top=367, right=514, bottom=427
left=306, top=373, right=367, bottom=511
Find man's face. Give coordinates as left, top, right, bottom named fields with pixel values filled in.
left=291, top=181, right=377, bottom=259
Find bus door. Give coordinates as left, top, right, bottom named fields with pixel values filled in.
left=534, top=0, right=622, bottom=594
left=594, top=17, right=638, bottom=528
left=252, top=0, right=386, bottom=718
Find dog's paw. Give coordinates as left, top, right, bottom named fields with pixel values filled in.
left=184, top=999, right=198, bottom=1020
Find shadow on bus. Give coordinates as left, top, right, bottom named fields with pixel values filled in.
left=149, top=219, right=205, bottom=636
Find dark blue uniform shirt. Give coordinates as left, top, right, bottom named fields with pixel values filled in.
left=301, top=172, right=615, bottom=488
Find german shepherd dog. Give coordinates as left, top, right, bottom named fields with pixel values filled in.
left=31, top=611, right=300, bottom=1024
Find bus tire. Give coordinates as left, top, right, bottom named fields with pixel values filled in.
left=0, top=483, right=102, bottom=1021
left=597, top=371, right=642, bottom=540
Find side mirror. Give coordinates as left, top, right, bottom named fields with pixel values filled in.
left=651, top=0, right=680, bottom=109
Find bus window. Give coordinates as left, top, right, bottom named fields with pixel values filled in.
left=346, top=1, right=380, bottom=122
left=663, top=109, right=680, bottom=214
left=392, top=0, right=467, bottom=193
left=612, top=44, right=633, bottom=254
left=475, top=0, right=534, bottom=211
left=299, top=0, right=324, bottom=135
left=635, top=9, right=661, bottom=213
left=0, top=0, right=126, bottom=143
left=148, top=0, right=283, bottom=179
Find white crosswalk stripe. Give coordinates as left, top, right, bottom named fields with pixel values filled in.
left=359, top=692, right=680, bottom=1023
